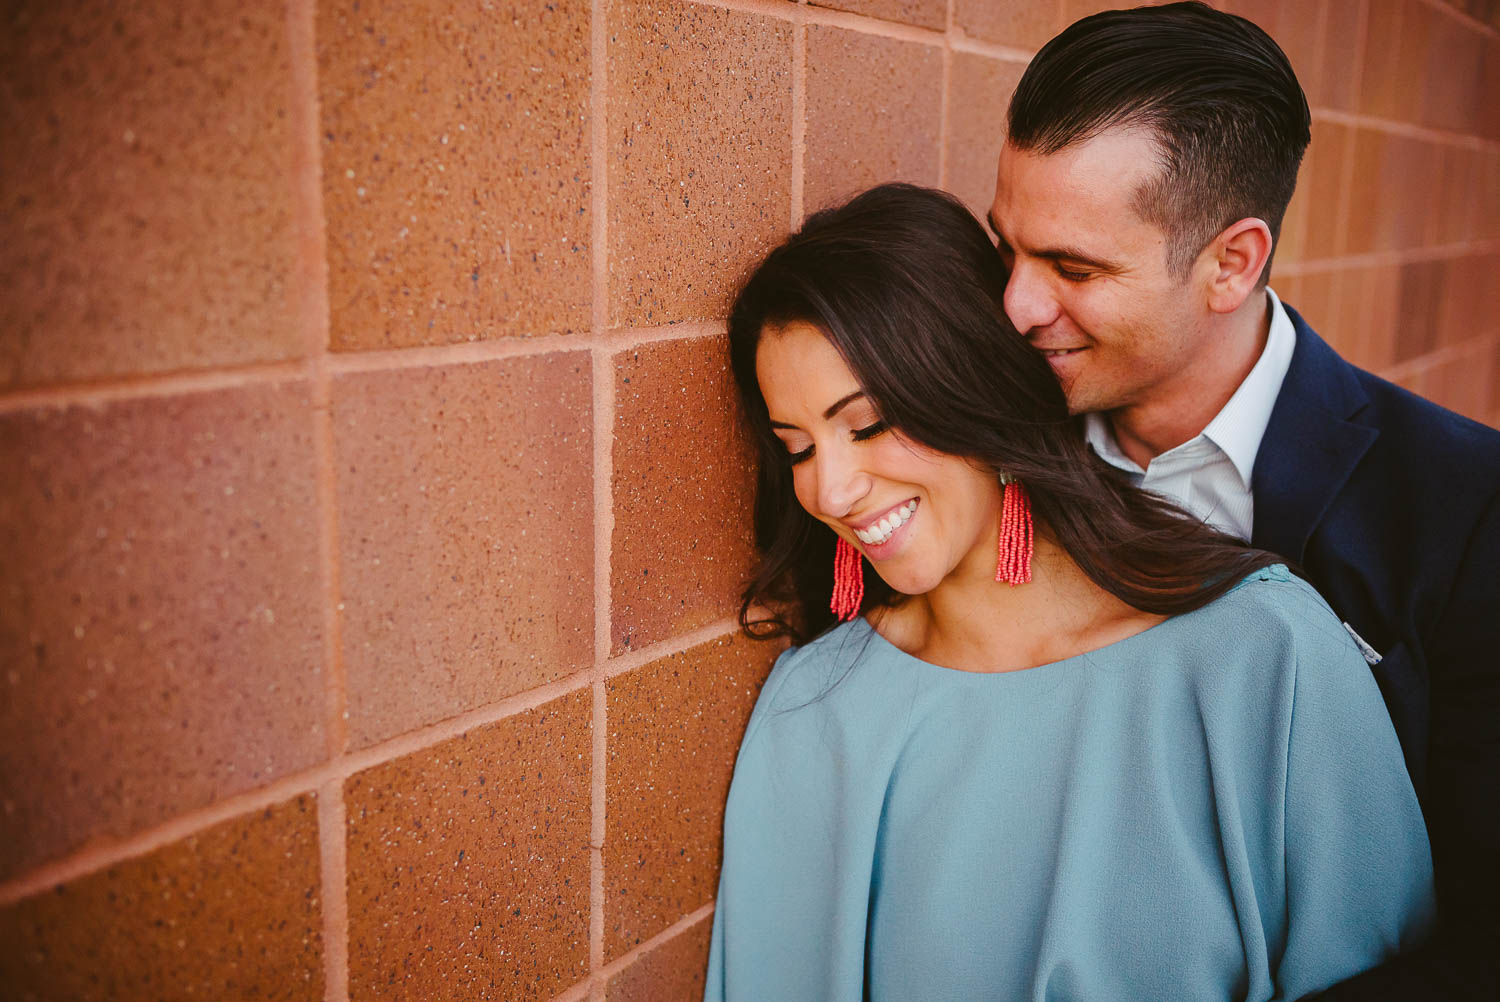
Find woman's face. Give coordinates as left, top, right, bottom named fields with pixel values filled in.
left=756, top=321, right=1005, bottom=598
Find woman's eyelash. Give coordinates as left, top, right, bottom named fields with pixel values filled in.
left=786, top=421, right=888, bottom=465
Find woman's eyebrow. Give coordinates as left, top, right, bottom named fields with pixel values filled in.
left=767, top=390, right=867, bottom=429
left=822, top=390, right=866, bottom=420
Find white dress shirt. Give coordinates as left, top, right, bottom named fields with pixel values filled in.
left=1084, top=288, right=1297, bottom=541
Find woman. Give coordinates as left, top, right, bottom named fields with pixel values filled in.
left=705, top=184, right=1432, bottom=1001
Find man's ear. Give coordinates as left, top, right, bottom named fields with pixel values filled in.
left=1202, top=217, right=1273, bottom=314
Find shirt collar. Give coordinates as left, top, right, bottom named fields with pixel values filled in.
left=1082, top=288, right=1298, bottom=487
left=1200, top=287, right=1296, bottom=488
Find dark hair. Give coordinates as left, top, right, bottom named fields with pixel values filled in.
left=1007, top=0, right=1311, bottom=282
left=729, top=183, right=1279, bottom=643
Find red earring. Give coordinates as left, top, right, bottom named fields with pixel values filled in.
left=995, top=474, right=1033, bottom=585
left=831, top=537, right=865, bottom=621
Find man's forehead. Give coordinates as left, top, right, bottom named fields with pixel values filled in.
left=991, top=129, right=1164, bottom=245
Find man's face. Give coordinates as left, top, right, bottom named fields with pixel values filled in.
left=989, top=126, right=1212, bottom=416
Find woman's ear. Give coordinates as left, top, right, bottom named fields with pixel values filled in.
left=1202, top=217, right=1273, bottom=315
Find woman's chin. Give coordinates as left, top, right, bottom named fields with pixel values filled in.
left=869, top=564, right=943, bottom=600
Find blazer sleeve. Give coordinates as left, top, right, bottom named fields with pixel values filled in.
left=1307, top=491, right=1500, bottom=1000
left=1274, top=605, right=1436, bottom=1002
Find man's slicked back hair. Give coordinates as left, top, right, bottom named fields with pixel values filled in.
left=1007, top=1, right=1311, bottom=282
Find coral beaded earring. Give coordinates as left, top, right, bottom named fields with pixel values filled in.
left=995, top=474, right=1033, bottom=585
left=830, top=537, right=865, bottom=621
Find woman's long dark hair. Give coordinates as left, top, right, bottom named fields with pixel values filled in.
left=729, top=183, right=1279, bottom=643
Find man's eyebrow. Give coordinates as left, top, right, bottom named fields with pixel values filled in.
left=986, top=214, right=1120, bottom=272
left=1032, top=245, right=1123, bottom=272
left=767, top=390, right=867, bottom=429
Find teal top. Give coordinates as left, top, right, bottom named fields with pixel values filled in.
left=705, top=568, right=1434, bottom=1001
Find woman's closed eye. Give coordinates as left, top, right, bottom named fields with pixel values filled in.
left=785, top=421, right=889, bottom=465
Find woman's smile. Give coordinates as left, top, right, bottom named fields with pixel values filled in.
left=851, top=497, right=919, bottom=551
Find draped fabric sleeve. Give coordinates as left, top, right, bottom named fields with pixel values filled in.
left=1273, top=592, right=1437, bottom=1000
left=705, top=632, right=906, bottom=1002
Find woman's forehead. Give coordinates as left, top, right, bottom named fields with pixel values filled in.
left=756, top=323, right=864, bottom=422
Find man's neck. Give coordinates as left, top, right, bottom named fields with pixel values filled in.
left=1108, top=293, right=1271, bottom=468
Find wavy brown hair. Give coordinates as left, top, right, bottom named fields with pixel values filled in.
left=729, top=183, right=1280, bottom=643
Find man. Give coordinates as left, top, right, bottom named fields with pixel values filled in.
left=988, top=3, right=1499, bottom=998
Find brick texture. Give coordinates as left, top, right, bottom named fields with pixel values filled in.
left=0, top=384, right=325, bottom=879
left=319, top=0, right=592, bottom=349
left=0, top=796, right=323, bottom=1002
left=0, top=0, right=300, bottom=388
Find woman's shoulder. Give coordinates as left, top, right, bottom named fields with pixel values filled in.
left=740, top=619, right=909, bottom=744
left=1161, top=563, right=1375, bottom=705
left=1188, top=563, right=1357, bottom=654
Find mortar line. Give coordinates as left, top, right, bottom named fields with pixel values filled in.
left=589, top=342, right=614, bottom=977
left=1309, top=0, right=1331, bottom=112
left=1271, top=238, right=1500, bottom=276
left=0, top=667, right=597, bottom=909
left=601, top=321, right=726, bottom=350
left=1412, top=0, right=1500, bottom=38
left=0, top=611, right=737, bottom=911
left=550, top=979, right=594, bottom=1002
left=1312, top=106, right=1500, bottom=151
left=601, top=616, right=742, bottom=677
left=0, top=359, right=316, bottom=415
left=0, top=335, right=600, bottom=414
left=327, top=333, right=590, bottom=374
left=288, top=0, right=351, bottom=990
left=791, top=18, right=807, bottom=226
left=316, top=780, right=351, bottom=1002
left=1329, top=0, right=1370, bottom=260
left=1378, top=331, right=1499, bottom=383
left=594, top=902, right=717, bottom=981
left=589, top=0, right=611, bottom=979
left=689, top=0, right=947, bottom=45
left=947, top=29, right=1035, bottom=63
left=936, top=0, right=953, bottom=188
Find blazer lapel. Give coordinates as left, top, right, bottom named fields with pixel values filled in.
left=1250, top=308, right=1378, bottom=562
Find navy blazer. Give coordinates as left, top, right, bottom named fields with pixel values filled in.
left=1252, top=307, right=1500, bottom=999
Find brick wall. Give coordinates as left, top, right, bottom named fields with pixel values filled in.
left=1, top=1, right=1496, bottom=999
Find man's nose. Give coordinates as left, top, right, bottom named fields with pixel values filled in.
left=1003, top=261, right=1061, bottom=336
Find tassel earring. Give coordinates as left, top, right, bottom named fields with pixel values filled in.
left=831, top=537, right=865, bottom=621
left=995, top=474, right=1034, bottom=585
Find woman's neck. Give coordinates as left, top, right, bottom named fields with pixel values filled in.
left=873, top=531, right=1165, bottom=674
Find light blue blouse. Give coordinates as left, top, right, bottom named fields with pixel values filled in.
left=706, top=568, right=1434, bottom=1001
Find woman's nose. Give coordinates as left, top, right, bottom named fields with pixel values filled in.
left=814, top=445, right=870, bottom=519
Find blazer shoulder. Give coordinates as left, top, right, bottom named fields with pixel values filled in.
left=1351, top=364, right=1500, bottom=486
left=1281, top=309, right=1500, bottom=490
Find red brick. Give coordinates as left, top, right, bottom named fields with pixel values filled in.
left=804, top=26, right=942, bottom=213
left=0, top=0, right=300, bottom=388
left=0, top=384, right=326, bottom=879
left=606, top=913, right=715, bottom=1002
left=345, top=691, right=591, bottom=1001
left=607, top=0, right=793, bottom=327
left=610, top=336, right=757, bottom=653
left=333, top=354, right=593, bottom=748
left=604, top=632, right=776, bottom=960
left=319, top=0, right=592, bottom=350
left=946, top=54, right=1027, bottom=219
left=0, top=796, right=323, bottom=1002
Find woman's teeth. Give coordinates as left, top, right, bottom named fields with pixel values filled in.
left=856, top=500, right=917, bottom=546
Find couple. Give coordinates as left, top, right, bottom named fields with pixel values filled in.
left=706, top=3, right=1500, bottom=1001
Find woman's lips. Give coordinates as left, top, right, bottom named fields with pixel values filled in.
left=853, top=498, right=918, bottom=549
